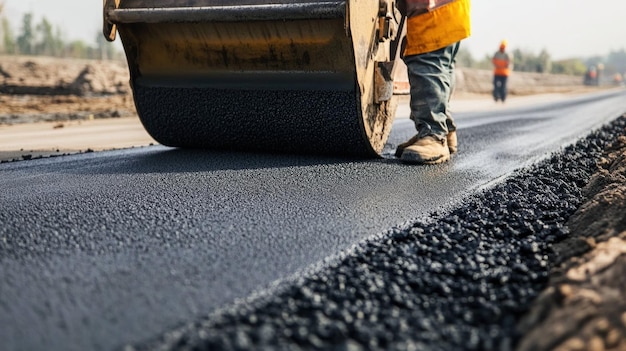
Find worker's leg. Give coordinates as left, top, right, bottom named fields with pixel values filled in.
left=445, top=52, right=458, bottom=153
left=493, top=76, right=500, bottom=101
left=494, top=76, right=507, bottom=102
left=501, top=76, right=508, bottom=102
left=404, top=42, right=459, bottom=139
left=396, top=42, right=460, bottom=164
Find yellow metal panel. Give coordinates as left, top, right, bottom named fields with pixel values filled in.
left=119, top=19, right=354, bottom=77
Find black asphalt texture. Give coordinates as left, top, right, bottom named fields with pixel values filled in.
left=135, top=116, right=626, bottom=351
left=2, top=90, right=626, bottom=351
left=133, top=82, right=374, bottom=156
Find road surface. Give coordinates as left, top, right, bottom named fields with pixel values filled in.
left=1, top=89, right=626, bottom=351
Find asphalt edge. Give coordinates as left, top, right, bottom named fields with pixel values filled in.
left=129, top=115, right=626, bottom=351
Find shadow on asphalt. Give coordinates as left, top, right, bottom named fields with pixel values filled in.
left=80, top=147, right=383, bottom=174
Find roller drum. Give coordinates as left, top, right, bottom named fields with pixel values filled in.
left=104, top=0, right=402, bottom=156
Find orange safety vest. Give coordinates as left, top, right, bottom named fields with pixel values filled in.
left=403, top=0, right=471, bottom=56
left=492, top=51, right=511, bottom=77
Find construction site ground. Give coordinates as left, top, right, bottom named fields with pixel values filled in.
left=1, top=55, right=625, bottom=350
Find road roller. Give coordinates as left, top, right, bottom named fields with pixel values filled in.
left=103, top=0, right=407, bottom=156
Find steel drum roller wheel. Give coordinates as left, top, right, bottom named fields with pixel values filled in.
left=106, top=0, right=402, bottom=157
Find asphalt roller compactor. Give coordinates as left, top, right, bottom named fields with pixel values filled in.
left=103, top=0, right=405, bottom=156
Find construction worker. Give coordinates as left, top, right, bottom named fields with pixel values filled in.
left=492, top=40, right=512, bottom=102
left=394, top=0, right=471, bottom=165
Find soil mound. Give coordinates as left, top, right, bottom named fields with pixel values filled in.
left=0, top=55, right=129, bottom=96
left=69, top=64, right=129, bottom=96
left=517, top=126, right=626, bottom=351
left=0, top=56, right=135, bottom=124
left=456, top=68, right=591, bottom=95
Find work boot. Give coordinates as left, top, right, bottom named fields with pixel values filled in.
left=447, top=131, right=457, bottom=154
left=394, top=135, right=419, bottom=158
left=400, top=136, right=450, bottom=165
left=396, top=132, right=457, bottom=157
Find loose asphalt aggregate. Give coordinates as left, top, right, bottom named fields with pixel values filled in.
left=133, top=116, right=626, bottom=351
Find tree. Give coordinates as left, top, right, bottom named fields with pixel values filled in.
left=537, top=49, right=551, bottom=74
left=66, top=39, right=88, bottom=58
left=35, top=17, right=59, bottom=56
left=551, top=59, right=587, bottom=76
left=606, top=49, right=626, bottom=75
left=511, top=48, right=552, bottom=73
left=96, top=30, right=112, bottom=60
left=475, top=54, right=494, bottom=70
left=16, top=13, right=34, bottom=54
left=0, top=0, right=4, bottom=52
left=455, top=47, right=474, bottom=68
left=54, top=27, right=64, bottom=57
left=2, top=17, right=16, bottom=54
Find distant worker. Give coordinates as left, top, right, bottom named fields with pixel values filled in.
left=492, top=40, right=512, bottom=102
left=394, top=0, right=471, bottom=165
left=584, top=66, right=598, bottom=86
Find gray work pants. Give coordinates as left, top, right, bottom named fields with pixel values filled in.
left=403, top=42, right=460, bottom=140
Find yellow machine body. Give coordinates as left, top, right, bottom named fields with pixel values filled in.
left=104, top=0, right=405, bottom=156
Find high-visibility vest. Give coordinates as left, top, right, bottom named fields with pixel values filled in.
left=403, top=0, right=471, bottom=56
left=492, top=51, right=511, bottom=77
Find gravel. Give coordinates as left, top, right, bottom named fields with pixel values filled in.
left=128, top=117, right=626, bottom=350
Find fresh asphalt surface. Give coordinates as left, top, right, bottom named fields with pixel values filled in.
left=2, top=89, right=626, bottom=351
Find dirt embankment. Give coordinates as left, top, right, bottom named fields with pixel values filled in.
left=455, top=68, right=594, bottom=96
left=0, top=56, right=136, bottom=125
left=0, top=55, right=607, bottom=126
left=517, top=134, right=626, bottom=351
left=0, top=55, right=129, bottom=95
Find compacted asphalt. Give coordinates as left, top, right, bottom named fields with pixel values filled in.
left=1, top=89, right=626, bottom=350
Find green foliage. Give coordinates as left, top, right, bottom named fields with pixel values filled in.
left=2, top=17, right=16, bottom=54
left=551, top=59, right=587, bottom=76
left=66, top=40, right=88, bottom=58
left=604, top=49, right=626, bottom=75
left=16, top=12, right=34, bottom=54
left=511, top=48, right=552, bottom=73
left=96, top=31, right=117, bottom=60
left=473, top=54, right=493, bottom=70
left=537, top=49, right=552, bottom=73
left=459, top=45, right=625, bottom=77
left=35, top=17, right=63, bottom=56
left=456, top=47, right=492, bottom=69
left=455, top=47, right=474, bottom=68
left=1, top=12, right=121, bottom=60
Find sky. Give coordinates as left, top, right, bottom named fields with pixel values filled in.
left=2, top=0, right=626, bottom=61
